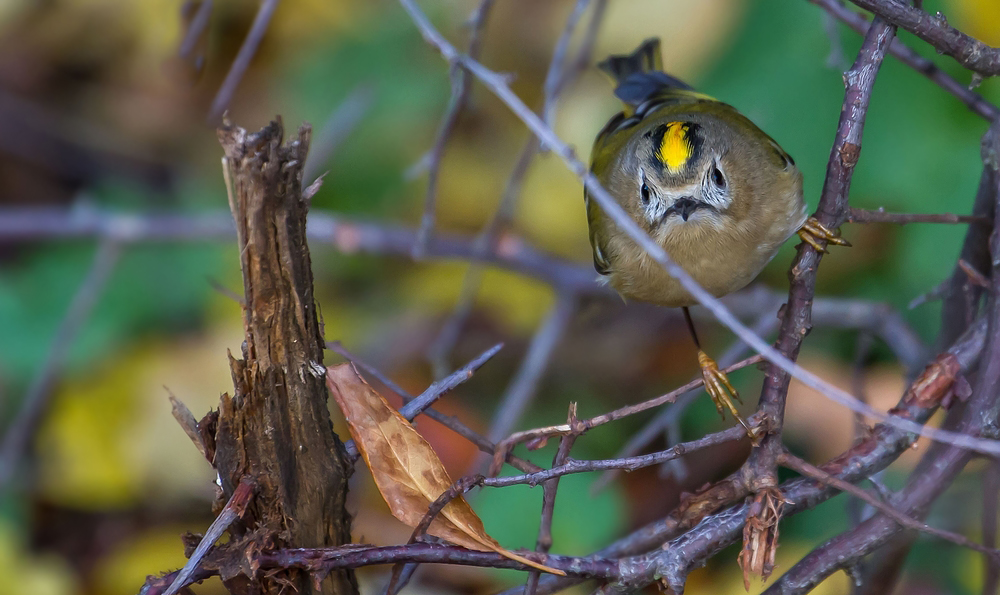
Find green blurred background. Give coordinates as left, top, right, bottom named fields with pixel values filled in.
left=1, top=0, right=999, bottom=593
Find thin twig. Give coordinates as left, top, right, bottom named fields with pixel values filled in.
left=597, top=315, right=779, bottom=490
left=381, top=561, right=419, bottom=595
left=482, top=422, right=754, bottom=489
left=179, top=0, right=213, bottom=60
left=778, top=450, right=1000, bottom=557
left=403, top=342, right=503, bottom=420
left=426, top=136, right=540, bottom=379
left=487, top=292, right=576, bottom=444
left=848, top=206, right=989, bottom=225
left=810, top=0, right=1000, bottom=121
left=302, top=84, right=374, bottom=185
left=960, top=258, right=993, bottom=290
left=412, top=0, right=496, bottom=257
left=327, top=340, right=541, bottom=474
left=163, top=477, right=255, bottom=595
left=426, top=264, right=485, bottom=379
left=140, top=567, right=217, bottom=595
left=540, top=0, right=593, bottom=129
left=413, top=475, right=485, bottom=544
left=341, top=343, right=503, bottom=460
left=387, top=475, right=487, bottom=594
left=258, top=542, right=620, bottom=579
left=207, top=0, right=281, bottom=122
left=585, top=356, right=767, bottom=429
left=168, top=391, right=208, bottom=460
left=396, top=0, right=1000, bottom=456
left=937, top=124, right=1000, bottom=348
left=426, top=0, right=606, bottom=376
left=525, top=404, right=582, bottom=595
left=0, top=239, right=122, bottom=488
left=327, top=341, right=414, bottom=402
left=491, top=355, right=765, bottom=476
left=851, top=332, right=875, bottom=441
left=429, top=0, right=603, bottom=406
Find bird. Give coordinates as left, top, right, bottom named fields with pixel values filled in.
left=585, top=38, right=848, bottom=438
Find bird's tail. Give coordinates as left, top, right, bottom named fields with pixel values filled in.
left=597, top=38, right=695, bottom=106
left=597, top=38, right=663, bottom=84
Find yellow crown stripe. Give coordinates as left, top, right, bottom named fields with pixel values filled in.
left=658, top=122, right=692, bottom=172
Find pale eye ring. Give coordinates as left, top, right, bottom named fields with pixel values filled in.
left=640, top=182, right=651, bottom=204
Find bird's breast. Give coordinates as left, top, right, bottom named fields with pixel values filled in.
left=604, top=205, right=801, bottom=308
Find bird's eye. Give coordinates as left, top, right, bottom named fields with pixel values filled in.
left=640, top=183, right=651, bottom=204
left=711, top=164, right=726, bottom=189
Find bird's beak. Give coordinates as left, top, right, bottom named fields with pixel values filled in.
left=668, top=197, right=699, bottom=222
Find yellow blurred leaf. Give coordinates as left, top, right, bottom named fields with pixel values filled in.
left=686, top=541, right=849, bottom=595
left=947, top=0, right=1000, bottom=45
left=0, top=521, right=76, bottom=595
left=597, top=0, right=748, bottom=81
left=400, top=263, right=554, bottom=334
left=93, top=525, right=227, bottom=595
left=37, top=323, right=242, bottom=509
left=325, top=362, right=565, bottom=576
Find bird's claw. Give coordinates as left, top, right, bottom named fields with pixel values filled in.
left=697, top=350, right=759, bottom=443
left=797, top=216, right=851, bottom=254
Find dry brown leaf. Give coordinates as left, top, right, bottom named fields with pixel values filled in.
left=738, top=487, right=785, bottom=590
left=325, top=362, right=565, bottom=576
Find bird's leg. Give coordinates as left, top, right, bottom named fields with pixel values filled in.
left=797, top=216, right=851, bottom=253
left=683, top=307, right=756, bottom=440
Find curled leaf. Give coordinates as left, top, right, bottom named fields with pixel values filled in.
left=325, top=362, right=564, bottom=576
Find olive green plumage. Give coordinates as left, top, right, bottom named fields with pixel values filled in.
left=586, top=38, right=807, bottom=307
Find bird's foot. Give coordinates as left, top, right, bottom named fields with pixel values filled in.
left=697, top=350, right=758, bottom=442
left=797, top=216, right=851, bottom=253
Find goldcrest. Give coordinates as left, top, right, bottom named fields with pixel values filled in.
left=586, top=38, right=847, bottom=437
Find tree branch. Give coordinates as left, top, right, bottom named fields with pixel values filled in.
left=847, top=0, right=1000, bottom=77
left=761, top=122, right=1000, bottom=595
left=744, top=17, right=896, bottom=518
left=810, top=0, right=1000, bottom=121
left=518, top=316, right=986, bottom=595
left=214, top=119, right=356, bottom=594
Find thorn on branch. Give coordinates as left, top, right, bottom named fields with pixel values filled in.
left=959, top=258, right=993, bottom=290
